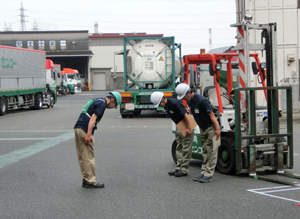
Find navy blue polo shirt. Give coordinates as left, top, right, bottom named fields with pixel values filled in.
left=188, top=93, right=213, bottom=130
left=164, top=98, right=187, bottom=124
left=74, top=98, right=107, bottom=135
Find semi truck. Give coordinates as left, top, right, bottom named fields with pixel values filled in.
left=61, top=68, right=81, bottom=94
left=54, top=64, right=68, bottom=96
left=119, top=36, right=182, bottom=118
left=0, top=46, right=56, bottom=116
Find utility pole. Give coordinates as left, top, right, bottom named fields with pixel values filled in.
left=33, top=18, right=39, bottom=31
left=19, top=2, right=28, bottom=31
left=4, top=22, right=7, bottom=31
left=209, top=28, right=212, bottom=51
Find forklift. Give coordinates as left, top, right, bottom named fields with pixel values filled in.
left=171, top=15, right=299, bottom=185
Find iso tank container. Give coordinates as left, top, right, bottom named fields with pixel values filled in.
left=0, top=46, right=46, bottom=92
left=126, top=39, right=181, bottom=90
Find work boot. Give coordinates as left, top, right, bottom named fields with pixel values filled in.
left=193, top=174, right=204, bottom=181
left=82, top=179, right=87, bottom=187
left=84, top=182, right=105, bottom=188
left=174, top=170, right=188, bottom=177
left=168, top=169, right=179, bottom=176
left=199, top=176, right=213, bottom=183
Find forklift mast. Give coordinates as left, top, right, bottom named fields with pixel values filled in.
left=231, top=20, right=278, bottom=134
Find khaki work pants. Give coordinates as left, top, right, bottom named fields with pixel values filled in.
left=74, top=128, right=97, bottom=184
left=200, top=125, right=218, bottom=177
left=175, top=128, right=194, bottom=174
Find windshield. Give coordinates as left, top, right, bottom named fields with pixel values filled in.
left=74, top=74, right=80, bottom=80
left=66, top=74, right=75, bottom=79
left=66, top=73, right=80, bottom=80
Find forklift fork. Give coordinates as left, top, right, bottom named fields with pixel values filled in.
left=234, top=86, right=297, bottom=185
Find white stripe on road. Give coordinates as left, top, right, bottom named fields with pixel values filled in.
left=0, top=132, right=74, bottom=169
left=248, top=185, right=300, bottom=204
left=0, top=138, right=50, bottom=141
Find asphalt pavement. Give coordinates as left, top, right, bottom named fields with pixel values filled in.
left=0, top=91, right=299, bottom=219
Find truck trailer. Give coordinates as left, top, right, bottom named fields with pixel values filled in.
left=0, top=46, right=56, bottom=116
left=119, top=36, right=182, bottom=118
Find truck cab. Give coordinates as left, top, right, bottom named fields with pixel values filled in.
left=62, top=68, right=81, bottom=94
left=54, top=64, right=68, bottom=95
left=45, top=59, right=57, bottom=105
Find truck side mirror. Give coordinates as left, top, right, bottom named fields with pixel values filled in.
left=252, top=62, right=258, bottom=75
left=57, top=73, right=61, bottom=78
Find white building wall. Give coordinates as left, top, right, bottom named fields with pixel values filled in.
left=90, top=46, right=124, bottom=72
left=243, top=0, right=299, bottom=108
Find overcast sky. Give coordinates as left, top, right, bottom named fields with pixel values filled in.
left=0, top=0, right=237, bottom=55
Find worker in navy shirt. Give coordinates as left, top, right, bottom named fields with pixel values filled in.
left=74, top=92, right=121, bottom=188
left=151, top=91, right=194, bottom=177
left=176, top=83, right=220, bottom=183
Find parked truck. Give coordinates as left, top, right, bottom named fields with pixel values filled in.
left=61, top=68, right=81, bottom=94
left=54, top=64, right=68, bottom=96
left=119, top=36, right=182, bottom=118
left=0, top=46, right=56, bottom=116
left=45, top=59, right=57, bottom=106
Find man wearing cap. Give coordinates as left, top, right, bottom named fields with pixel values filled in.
left=151, top=91, right=194, bottom=177
left=74, top=92, right=121, bottom=188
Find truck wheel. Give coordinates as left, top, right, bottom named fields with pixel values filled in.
left=67, top=87, right=71, bottom=95
left=0, top=97, right=8, bottom=116
left=48, top=93, right=54, bottom=108
left=62, top=87, right=67, bottom=96
left=171, top=139, right=177, bottom=164
left=217, top=136, right=236, bottom=175
left=34, top=93, right=43, bottom=110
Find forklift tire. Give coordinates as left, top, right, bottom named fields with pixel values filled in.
left=34, top=93, right=43, bottom=110
left=171, top=139, right=177, bottom=164
left=0, top=97, right=8, bottom=116
left=217, top=136, right=236, bottom=175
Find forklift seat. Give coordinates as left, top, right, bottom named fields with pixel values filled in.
left=203, top=86, right=233, bottom=109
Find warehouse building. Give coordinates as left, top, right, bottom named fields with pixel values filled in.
left=0, top=30, right=92, bottom=86
left=0, top=30, right=163, bottom=91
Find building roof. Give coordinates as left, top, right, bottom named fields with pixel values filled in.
left=89, top=32, right=164, bottom=38
left=0, top=30, right=89, bottom=34
left=207, top=46, right=234, bottom=54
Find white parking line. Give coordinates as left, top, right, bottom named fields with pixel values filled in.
left=0, top=138, right=50, bottom=140
left=0, top=132, right=74, bottom=169
left=248, top=185, right=300, bottom=204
